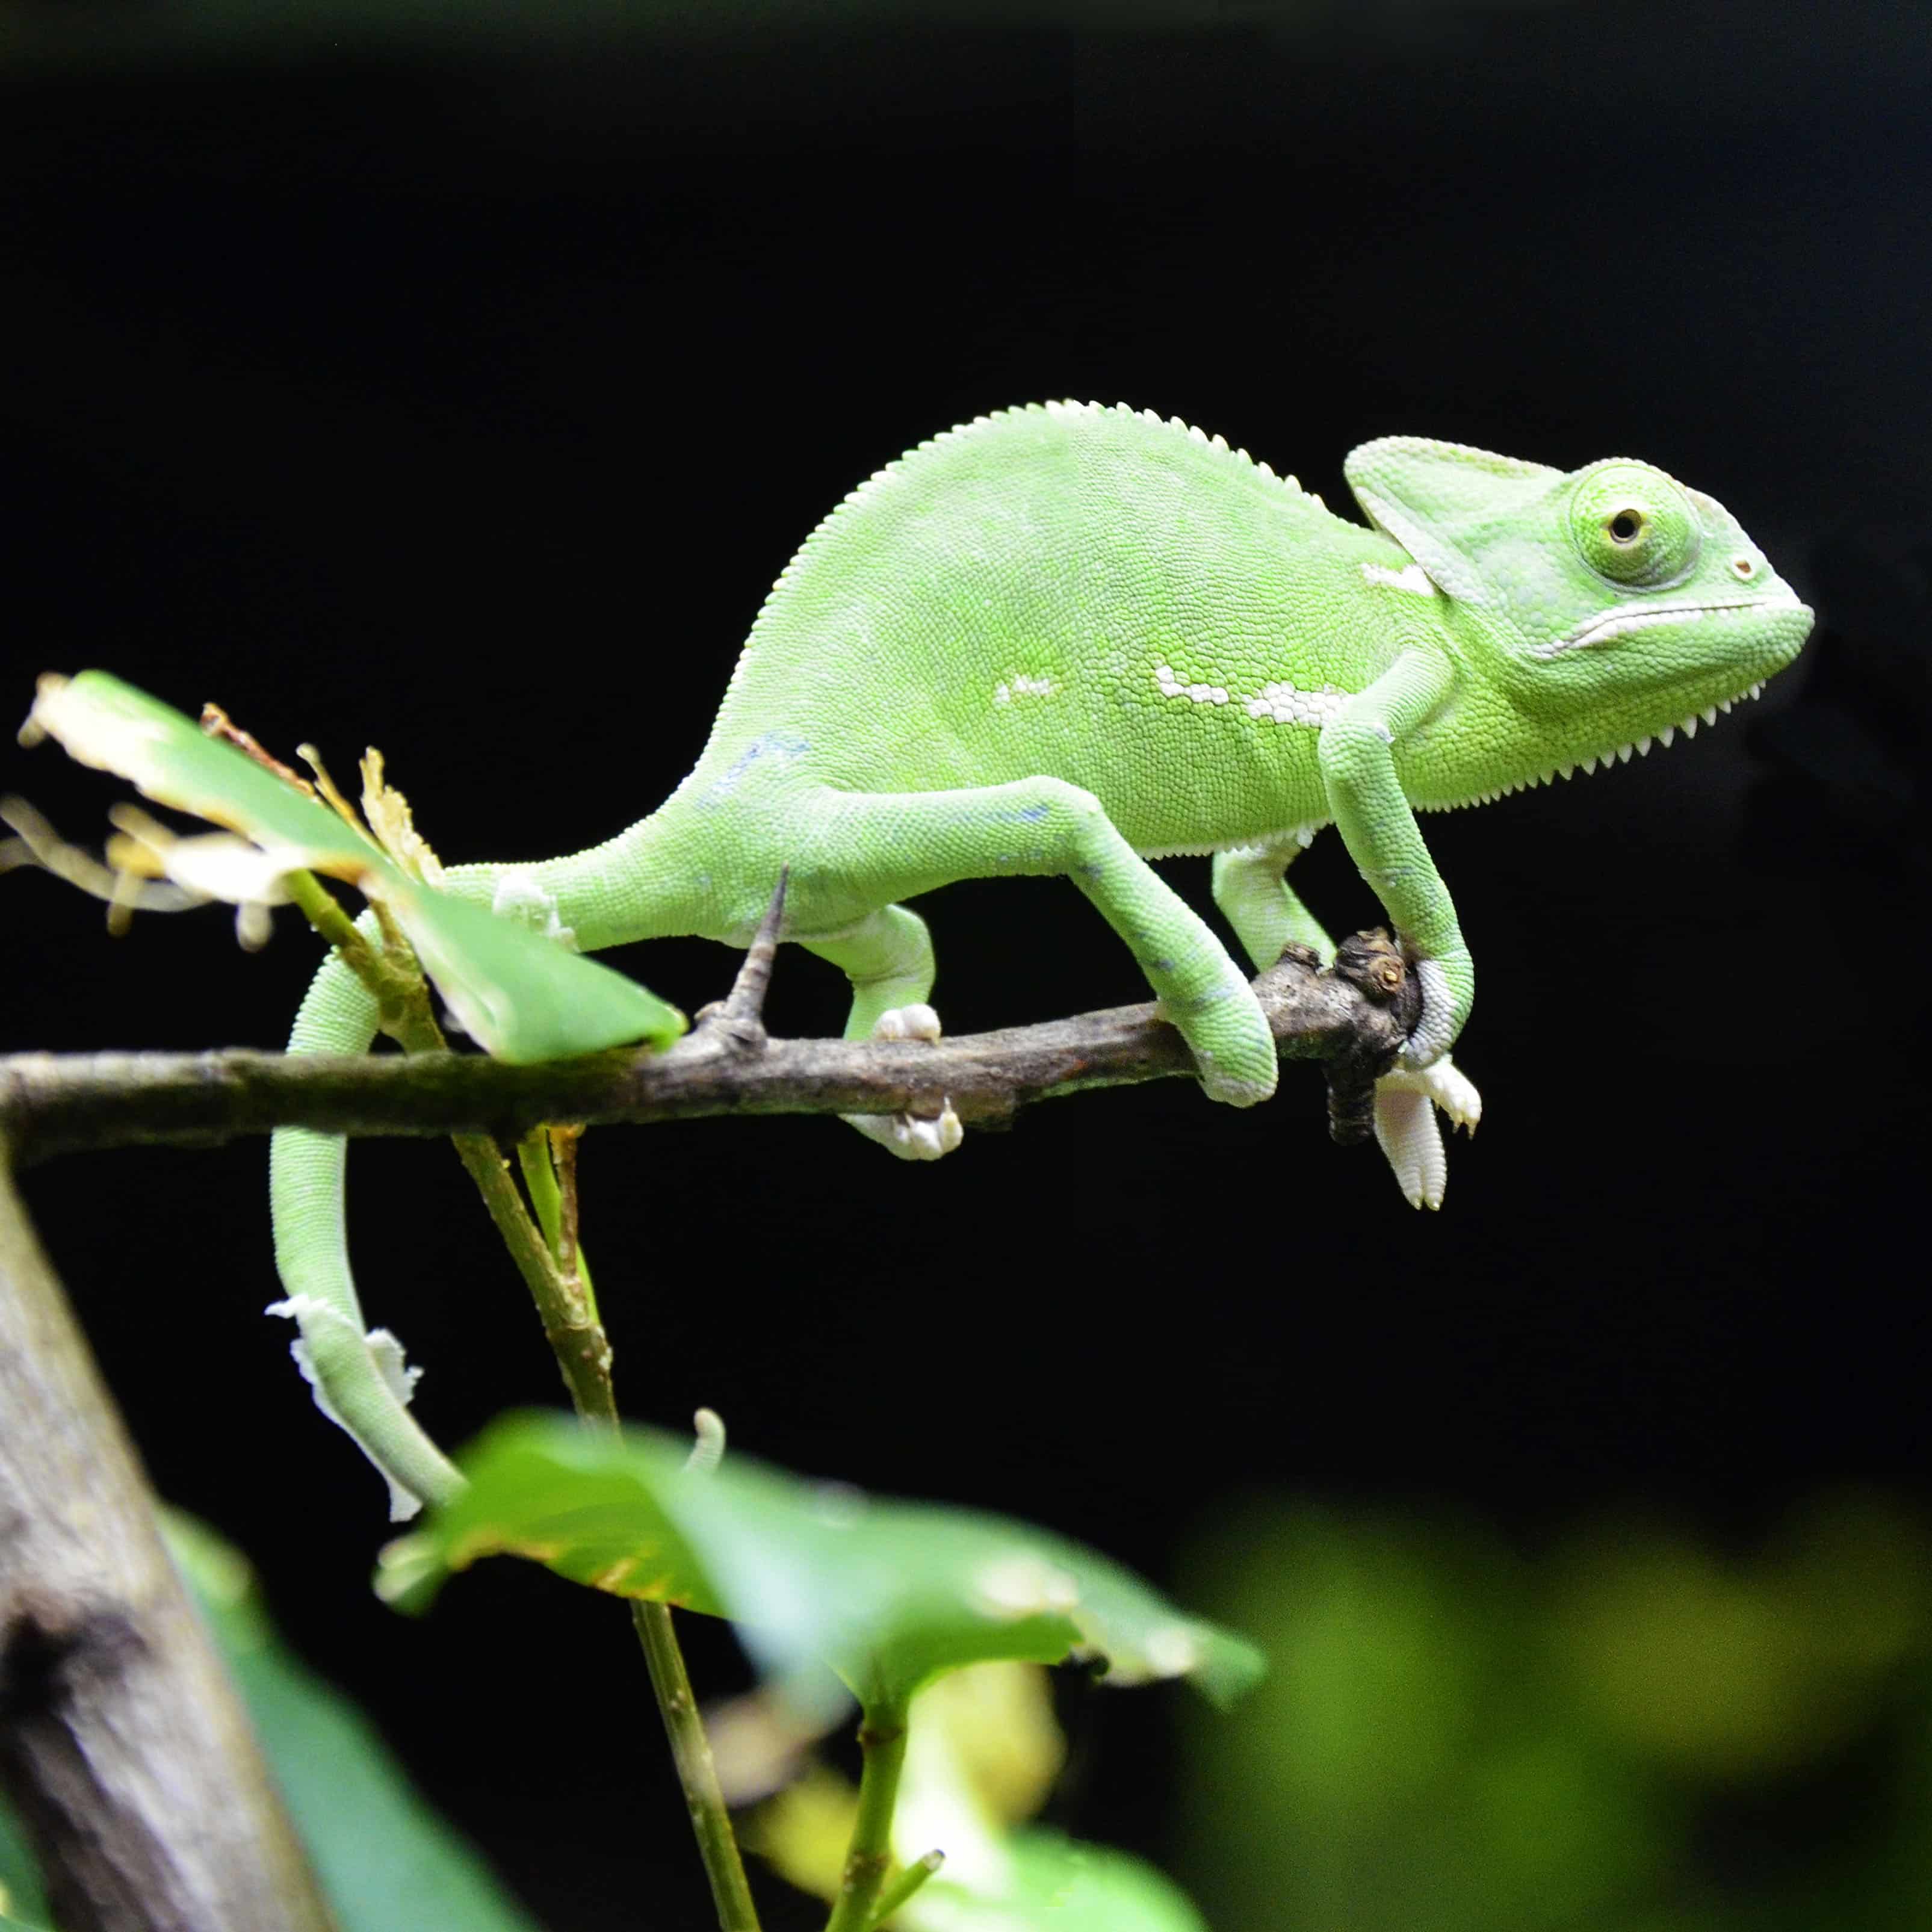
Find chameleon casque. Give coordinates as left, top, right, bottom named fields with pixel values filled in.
left=268, top=400, right=1812, bottom=1512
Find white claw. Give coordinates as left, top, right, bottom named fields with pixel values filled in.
left=1681, top=716, right=1698, bottom=738
left=1659, top=725, right=1676, bottom=748
left=1636, top=737, right=1653, bottom=755
left=1702, top=707, right=1718, bottom=726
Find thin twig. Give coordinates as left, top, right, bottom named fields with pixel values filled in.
left=282, top=861, right=761, bottom=1929
left=863, top=1850, right=943, bottom=1931
left=699, top=867, right=788, bottom=1048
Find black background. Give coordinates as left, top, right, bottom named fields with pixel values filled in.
left=3, top=4, right=1929, bottom=1925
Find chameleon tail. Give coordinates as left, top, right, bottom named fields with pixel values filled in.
left=268, top=809, right=707, bottom=1518
left=268, top=941, right=462, bottom=1519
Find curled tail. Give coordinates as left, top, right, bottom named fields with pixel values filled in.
left=268, top=809, right=707, bottom=1517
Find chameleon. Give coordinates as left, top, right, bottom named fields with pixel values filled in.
left=267, top=400, right=1812, bottom=1512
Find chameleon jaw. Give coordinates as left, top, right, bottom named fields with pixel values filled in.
left=1531, top=590, right=1811, bottom=660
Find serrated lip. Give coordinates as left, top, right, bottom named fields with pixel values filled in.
left=1533, top=592, right=1812, bottom=660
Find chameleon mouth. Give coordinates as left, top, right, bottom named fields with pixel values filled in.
left=1532, top=592, right=1812, bottom=660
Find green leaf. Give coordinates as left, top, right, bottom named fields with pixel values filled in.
left=381, top=1414, right=1263, bottom=1717
left=23, top=670, right=684, bottom=1058
left=26, top=669, right=388, bottom=873
left=162, top=1511, right=546, bottom=1932
left=381, top=873, right=683, bottom=1062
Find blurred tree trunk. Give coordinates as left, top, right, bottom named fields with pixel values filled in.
left=0, top=1145, right=336, bottom=1932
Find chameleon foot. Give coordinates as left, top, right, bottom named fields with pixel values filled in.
left=848, top=1004, right=962, bottom=1161
left=870, top=1002, right=941, bottom=1044
left=1372, top=1056, right=1482, bottom=1211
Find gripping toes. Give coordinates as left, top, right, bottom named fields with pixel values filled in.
left=1183, top=988, right=1280, bottom=1107
left=849, top=1003, right=962, bottom=1162
left=852, top=1104, right=964, bottom=1161
left=1373, top=1054, right=1482, bottom=1211
left=870, top=1002, right=941, bottom=1044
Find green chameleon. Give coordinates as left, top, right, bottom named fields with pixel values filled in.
left=268, top=400, right=1812, bottom=1512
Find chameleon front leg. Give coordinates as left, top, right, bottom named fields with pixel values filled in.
left=1212, top=833, right=1478, bottom=1210
left=1317, top=645, right=1473, bottom=1070
left=802, top=904, right=962, bottom=1162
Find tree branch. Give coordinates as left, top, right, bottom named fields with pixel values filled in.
left=0, top=933, right=1418, bottom=1168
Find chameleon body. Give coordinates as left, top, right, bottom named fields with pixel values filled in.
left=268, top=401, right=1812, bottom=1511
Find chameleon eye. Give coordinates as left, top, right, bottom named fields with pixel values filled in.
left=1571, top=463, right=1699, bottom=588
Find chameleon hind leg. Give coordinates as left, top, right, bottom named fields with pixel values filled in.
left=1212, top=835, right=1479, bottom=1209
left=798, top=775, right=1278, bottom=1111
left=802, top=904, right=962, bottom=1162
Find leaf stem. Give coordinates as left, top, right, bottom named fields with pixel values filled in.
left=824, top=1702, right=912, bottom=1932
left=291, top=862, right=758, bottom=1929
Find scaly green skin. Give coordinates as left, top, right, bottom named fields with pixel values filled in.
left=268, top=401, right=1812, bottom=1511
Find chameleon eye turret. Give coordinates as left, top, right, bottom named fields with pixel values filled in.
left=1570, top=462, right=1701, bottom=588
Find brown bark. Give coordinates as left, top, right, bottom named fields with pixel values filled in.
left=0, top=1146, right=336, bottom=1932
left=0, top=934, right=1419, bottom=1168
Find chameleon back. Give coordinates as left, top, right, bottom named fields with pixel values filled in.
left=688, top=401, right=1408, bottom=855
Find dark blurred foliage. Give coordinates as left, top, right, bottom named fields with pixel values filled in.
left=1, top=2, right=1928, bottom=1926
left=1185, top=1491, right=1932, bottom=1932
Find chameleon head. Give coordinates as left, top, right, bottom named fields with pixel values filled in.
left=1344, top=438, right=1813, bottom=746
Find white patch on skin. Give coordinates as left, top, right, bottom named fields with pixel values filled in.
left=1153, top=664, right=1231, bottom=705
left=1245, top=681, right=1351, bottom=728
left=994, top=673, right=1059, bottom=705
left=1361, top=560, right=1438, bottom=596
left=492, top=868, right=577, bottom=949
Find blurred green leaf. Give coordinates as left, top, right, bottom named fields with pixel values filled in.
left=0, top=1801, right=52, bottom=1931
left=23, top=670, right=684, bottom=1059
left=1181, top=1494, right=1932, bottom=1932
left=906, top=1830, right=1207, bottom=1932
left=751, top=1661, right=1207, bottom=1932
left=382, top=1413, right=1262, bottom=1717
left=1181, top=1505, right=1665, bottom=1932
left=163, top=1511, right=545, bottom=1932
